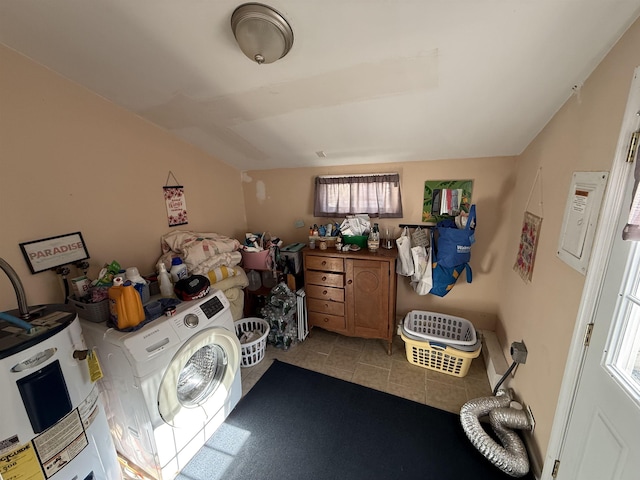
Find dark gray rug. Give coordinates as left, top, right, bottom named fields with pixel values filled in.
left=177, top=359, right=534, bottom=480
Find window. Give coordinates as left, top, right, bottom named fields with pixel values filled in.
left=605, top=242, right=640, bottom=406
left=313, top=173, right=403, bottom=218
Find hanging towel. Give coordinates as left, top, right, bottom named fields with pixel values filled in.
left=396, top=227, right=414, bottom=276
left=410, top=245, right=433, bottom=295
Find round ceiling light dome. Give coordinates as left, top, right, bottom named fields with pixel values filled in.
left=231, top=3, right=294, bottom=64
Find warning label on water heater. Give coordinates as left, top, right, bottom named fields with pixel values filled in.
left=32, top=410, right=88, bottom=478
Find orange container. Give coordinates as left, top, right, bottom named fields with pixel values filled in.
left=108, top=285, right=145, bottom=330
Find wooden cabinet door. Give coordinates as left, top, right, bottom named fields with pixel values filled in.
left=345, top=259, right=390, bottom=339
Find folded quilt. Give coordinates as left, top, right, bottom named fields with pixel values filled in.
left=158, top=230, right=242, bottom=275
left=161, top=230, right=241, bottom=255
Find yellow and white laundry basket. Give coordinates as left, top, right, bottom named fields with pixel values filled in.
left=401, top=310, right=481, bottom=377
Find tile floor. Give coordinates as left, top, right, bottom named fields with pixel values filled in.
left=239, top=328, right=492, bottom=414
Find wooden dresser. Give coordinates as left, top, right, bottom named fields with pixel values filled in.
left=302, top=247, right=398, bottom=354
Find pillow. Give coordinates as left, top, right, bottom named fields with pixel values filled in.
left=207, top=265, right=238, bottom=284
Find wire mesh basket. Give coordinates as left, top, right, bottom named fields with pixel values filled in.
left=67, top=297, right=109, bottom=323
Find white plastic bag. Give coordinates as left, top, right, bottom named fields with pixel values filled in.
left=410, top=246, right=426, bottom=282
left=395, top=227, right=414, bottom=276
left=410, top=245, right=433, bottom=295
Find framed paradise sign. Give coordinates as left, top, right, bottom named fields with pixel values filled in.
left=20, top=232, right=90, bottom=274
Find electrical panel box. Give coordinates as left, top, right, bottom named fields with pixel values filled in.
left=557, top=171, right=609, bottom=275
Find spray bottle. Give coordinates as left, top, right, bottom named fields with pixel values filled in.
left=158, top=263, right=174, bottom=298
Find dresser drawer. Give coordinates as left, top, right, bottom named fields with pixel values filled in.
left=306, top=297, right=345, bottom=317
left=305, top=284, right=345, bottom=302
left=305, top=255, right=344, bottom=273
left=305, top=270, right=343, bottom=288
left=308, top=311, right=347, bottom=331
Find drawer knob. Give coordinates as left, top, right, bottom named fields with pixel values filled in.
left=347, top=279, right=353, bottom=285
left=325, top=303, right=329, bottom=308
left=321, top=260, right=327, bottom=266
left=322, top=276, right=327, bottom=281
left=323, top=290, right=328, bottom=295
left=323, top=317, right=329, bottom=323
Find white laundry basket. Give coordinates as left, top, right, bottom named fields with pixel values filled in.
left=403, top=310, right=477, bottom=346
left=234, top=317, right=270, bottom=367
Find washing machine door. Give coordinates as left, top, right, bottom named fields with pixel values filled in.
left=157, top=326, right=240, bottom=428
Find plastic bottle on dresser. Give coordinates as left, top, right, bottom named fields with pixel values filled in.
left=170, top=257, right=188, bottom=283
left=368, top=223, right=380, bottom=251
left=158, top=263, right=174, bottom=298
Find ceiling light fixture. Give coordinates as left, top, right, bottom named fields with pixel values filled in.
left=231, top=3, right=294, bottom=65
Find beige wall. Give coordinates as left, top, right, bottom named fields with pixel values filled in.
left=242, top=157, right=517, bottom=331
left=0, top=45, right=247, bottom=311
left=498, top=18, right=640, bottom=467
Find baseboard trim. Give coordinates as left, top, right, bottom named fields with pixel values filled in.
left=480, top=330, right=509, bottom=391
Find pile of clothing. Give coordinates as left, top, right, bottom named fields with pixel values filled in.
left=156, top=230, right=248, bottom=320
left=242, top=232, right=282, bottom=252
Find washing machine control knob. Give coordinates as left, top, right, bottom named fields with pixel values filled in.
left=184, top=313, right=199, bottom=328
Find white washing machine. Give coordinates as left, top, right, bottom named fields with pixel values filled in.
left=80, top=289, right=241, bottom=480
left=0, top=304, right=121, bottom=480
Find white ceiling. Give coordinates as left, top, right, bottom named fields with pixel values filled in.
left=2, top=1, right=640, bottom=171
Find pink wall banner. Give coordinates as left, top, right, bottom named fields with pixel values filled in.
left=513, top=211, right=542, bottom=283
left=163, top=171, right=188, bottom=227
left=164, top=185, right=188, bottom=227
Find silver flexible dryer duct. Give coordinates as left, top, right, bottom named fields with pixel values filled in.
left=460, top=389, right=533, bottom=477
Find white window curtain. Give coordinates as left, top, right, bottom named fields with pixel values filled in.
left=314, top=173, right=403, bottom=218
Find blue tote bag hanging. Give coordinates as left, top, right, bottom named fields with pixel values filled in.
left=429, top=261, right=472, bottom=297
left=434, top=204, right=476, bottom=268
left=429, top=229, right=472, bottom=297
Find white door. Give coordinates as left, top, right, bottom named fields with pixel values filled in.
left=552, top=70, right=640, bottom=479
